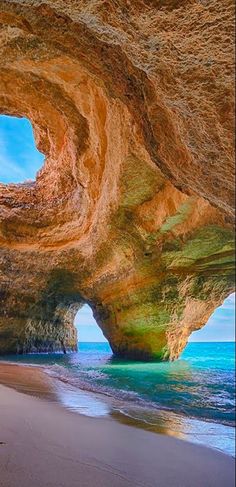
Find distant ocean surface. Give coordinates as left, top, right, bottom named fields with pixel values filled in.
left=0, top=342, right=235, bottom=457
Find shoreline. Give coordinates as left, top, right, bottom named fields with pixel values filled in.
left=0, top=358, right=234, bottom=424
left=0, top=361, right=235, bottom=458
left=0, top=379, right=235, bottom=487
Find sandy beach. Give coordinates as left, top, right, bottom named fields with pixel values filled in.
left=0, top=364, right=235, bottom=487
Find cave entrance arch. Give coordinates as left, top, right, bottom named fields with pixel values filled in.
left=188, top=293, right=235, bottom=343
left=74, top=304, right=109, bottom=347
left=0, top=115, right=44, bottom=184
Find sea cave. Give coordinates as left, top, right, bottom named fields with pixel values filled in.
left=0, top=1, right=235, bottom=361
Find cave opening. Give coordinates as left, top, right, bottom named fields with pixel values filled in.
left=74, top=304, right=110, bottom=349
left=0, top=114, right=45, bottom=184
left=188, top=293, right=235, bottom=343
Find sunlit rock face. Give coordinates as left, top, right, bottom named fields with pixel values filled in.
left=0, top=0, right=235, bottom=359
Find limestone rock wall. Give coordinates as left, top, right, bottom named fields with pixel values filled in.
left=0, top=0, right=235, bottom=359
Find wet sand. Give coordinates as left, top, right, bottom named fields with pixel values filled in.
left=0, top=364, right=235, bottom=487
left=0, top=362, right=56, bottom=399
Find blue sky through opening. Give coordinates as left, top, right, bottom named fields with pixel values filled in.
left=75, top=294, right=235, bottom=343
left=0, top=115, right=44, bottom=183
left=0, top=115, right=235, bottom=342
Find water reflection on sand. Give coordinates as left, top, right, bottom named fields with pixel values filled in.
left=0, top=362, right=234, bottom=456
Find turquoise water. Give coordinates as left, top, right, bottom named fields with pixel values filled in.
left=0, top=342, right=235, bottom=456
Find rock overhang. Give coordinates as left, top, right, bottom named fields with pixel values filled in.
left=0, top=0, right=235, bottom=359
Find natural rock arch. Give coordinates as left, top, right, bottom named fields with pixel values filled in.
left=0, top=0, right=234, bottom=360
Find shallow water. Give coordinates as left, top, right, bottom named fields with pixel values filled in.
left=0, top=342, right=235, bottom=456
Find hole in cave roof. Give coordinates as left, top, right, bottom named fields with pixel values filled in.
left=0, top=114, right=45, bottom=184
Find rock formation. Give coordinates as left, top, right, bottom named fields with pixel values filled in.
left=0, top=0, right=235, bottom=359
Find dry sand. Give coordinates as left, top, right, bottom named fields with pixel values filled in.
left=0, top=364, right=235, bottom=487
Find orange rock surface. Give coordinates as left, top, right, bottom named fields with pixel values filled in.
left=0, top=0, right=235, bottom=359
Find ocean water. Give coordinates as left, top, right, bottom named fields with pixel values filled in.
left=0, top=342, right=235, bottom=456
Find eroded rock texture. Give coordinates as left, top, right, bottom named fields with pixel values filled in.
left=0, top=0, right=235, bottom=359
